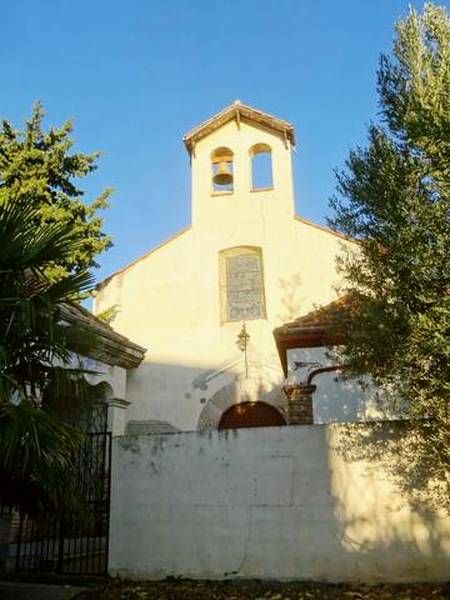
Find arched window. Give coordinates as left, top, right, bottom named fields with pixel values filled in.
left=211, top=147, right=234, bottom=193
left=250, top=143, right=273, bottom=190
left=219, top=246, right=266, bottom=322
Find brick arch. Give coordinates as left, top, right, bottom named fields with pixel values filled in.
left=197, top=379, right=287, bottom=432
left=218, top=401, right=286, bottom=430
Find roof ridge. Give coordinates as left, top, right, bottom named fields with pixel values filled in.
left=183, top=102, right=295, bottom=153
left=294, top=215, right=357, bottom=243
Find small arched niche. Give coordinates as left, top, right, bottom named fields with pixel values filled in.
left=218, top=401, right=286, bottom=430
left=211, top=147, right=234, bottom=193
left=250, top=143, right=273, bottom=191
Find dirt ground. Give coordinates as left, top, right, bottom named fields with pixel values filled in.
left=88, top=579, right=450, bottom=600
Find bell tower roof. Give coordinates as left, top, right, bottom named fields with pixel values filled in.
left=183, top=101, right=296, bottom=155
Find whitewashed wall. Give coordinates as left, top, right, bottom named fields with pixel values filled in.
left=286, top=347, right=399, bottom=423
left=94, top=117, right=363, bottom=433
left=109, top=424, right=450, bottom=582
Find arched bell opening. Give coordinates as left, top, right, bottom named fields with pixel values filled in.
left=211, top=146, right=234, bottom=193
left=218, top=401, right=286, bottom=430
left=250, top=143, right=273, bottom=190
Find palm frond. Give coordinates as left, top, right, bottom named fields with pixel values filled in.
left=0, top=195, right=108, bottom=516
left=0, top=401, right=85, bottom=516
left=0, top=196, right=85, bottom=273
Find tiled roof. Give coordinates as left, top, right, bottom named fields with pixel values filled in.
left=273, top=294, right=358, bottom=376
left=183, top=100, right=295, bottom=153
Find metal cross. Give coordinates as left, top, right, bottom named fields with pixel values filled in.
left=237, top=323, right=250, bottom=378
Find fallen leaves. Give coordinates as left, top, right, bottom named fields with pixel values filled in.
left=86, top=579, right=450, bottom=600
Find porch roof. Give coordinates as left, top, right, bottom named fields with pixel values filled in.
left=273, top=294, right=356, bottom=377
left=61, top=303, right=147, bottom=369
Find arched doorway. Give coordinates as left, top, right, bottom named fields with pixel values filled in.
left=218, top=401, right=286, bottom=430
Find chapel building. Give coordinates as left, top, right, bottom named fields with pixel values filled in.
left=94, top=102, right=389, bottom=434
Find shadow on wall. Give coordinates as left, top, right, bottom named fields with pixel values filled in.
left=287, top=345, right=398, bottom=424
left=124, top=357, right=287, bottom=434
left=313, top=371, right=397, bottom=424
left=197, top=378, right=288, bottom=431
left=125, top=353, right=391, bottom=436
left=110, top=423, right=450, bottom=581
left=123, top=356, right=449, bottom=510
left=276, top=273, right=306, bottom=324
left=333, top=421, right=450, bottom=513
left=327, top=424, right=450, bottom=574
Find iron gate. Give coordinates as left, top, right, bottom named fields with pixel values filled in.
left=9, top=431, right=112, bottom=575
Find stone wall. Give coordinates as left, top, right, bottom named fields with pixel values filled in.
left=109, top=424, right=450, bottom=582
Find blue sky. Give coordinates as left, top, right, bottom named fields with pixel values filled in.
left=0, top=0, right=437, bottom=282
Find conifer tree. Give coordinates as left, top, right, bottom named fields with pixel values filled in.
left=0, top=102, right=112, bottom=281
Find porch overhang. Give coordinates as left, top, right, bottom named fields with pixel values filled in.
left=61, top=303, right=147, bottom=369
left=273, top=294, right=356, bottom=377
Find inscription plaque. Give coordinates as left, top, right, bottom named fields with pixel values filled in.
left=226, top=253, right=264, bottom=321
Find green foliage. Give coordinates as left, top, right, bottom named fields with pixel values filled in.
left=96, top=303, right=120, bottom=324
left=329, top=4, right=450, bottom=486
left=0, top=197, right=105, bottom=516
left=0, top=401, right=83, bottom=516
left=0, top=102, right=112, bottom=281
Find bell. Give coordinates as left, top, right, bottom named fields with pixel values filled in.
left=213, top=161, right=233, bottom=186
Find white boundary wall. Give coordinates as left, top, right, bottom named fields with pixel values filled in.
left=109, top=424, right=450, bottom=582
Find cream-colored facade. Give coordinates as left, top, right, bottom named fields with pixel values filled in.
left=94, top=102, right=390, bottom=433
